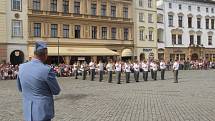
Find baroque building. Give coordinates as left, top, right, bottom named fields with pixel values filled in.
left=28, top=0, right=134, bottom=64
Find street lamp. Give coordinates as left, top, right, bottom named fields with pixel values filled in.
left=58, top=37, right=60, bottom=65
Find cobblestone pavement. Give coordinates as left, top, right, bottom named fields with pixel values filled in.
left=0, top=70, right=215, bottom=121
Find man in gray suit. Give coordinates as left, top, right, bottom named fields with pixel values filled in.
left=17, top=40, right=61, bottom=121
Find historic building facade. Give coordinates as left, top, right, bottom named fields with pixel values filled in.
left=27, top=0, right=134, bottom=64
left=0, top=0, right=28, bottom=64
left=133, top=0, right=158, bottom=61
left=157, top=0, right=215, bottom=61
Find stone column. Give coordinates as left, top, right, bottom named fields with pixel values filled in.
left=70, top=0, right=74, bottom=13
left=97, top=0, right=101, bottom=16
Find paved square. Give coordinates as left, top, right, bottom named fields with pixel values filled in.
left=0, top=70, right=215, bottom=121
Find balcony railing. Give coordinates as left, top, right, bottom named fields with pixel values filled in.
left=28, top=9, right=133, bottom=22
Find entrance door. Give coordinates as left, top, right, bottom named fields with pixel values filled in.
left=140, top=53, right=145, bottom=61
left=10, top=50, right=24, bottom=65
left=191, top=53, right=198, bottom=60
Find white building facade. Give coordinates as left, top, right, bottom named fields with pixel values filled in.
left=157, top=0, right=215, bottom=61
left=133, top=0, right=158, bottom=61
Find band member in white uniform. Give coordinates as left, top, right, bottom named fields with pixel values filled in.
left=89, top=59, right=96, bottom=81
left=115, top=60, right=122, bottom=84
left=160, top=60, right=166, bottom=80
left=173, top=60, right=179, bottom=83
left=142, top=60, right=149, bottom=81
left=151, top=61, right=158, bottom=80
left=97, top=60, right=104, bottom=82
left=133, top=60, right=140, bottom=82
left=106, top=59, right=114, bottom=83
left=124, top=61, right=131, bottom=83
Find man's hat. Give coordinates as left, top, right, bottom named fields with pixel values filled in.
left=35, top=40, right=47, bottom=52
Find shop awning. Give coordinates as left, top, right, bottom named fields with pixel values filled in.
left=29, top=47, right=118, bottom=56
left=121, top=49, right=133, bottom=57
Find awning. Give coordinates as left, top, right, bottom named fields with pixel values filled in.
left=29, top=47, right=118, bottom=56
left=121, top=49, right=133, bottom=57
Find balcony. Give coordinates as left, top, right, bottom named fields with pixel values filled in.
left=28, top=9, right=133, bottom=23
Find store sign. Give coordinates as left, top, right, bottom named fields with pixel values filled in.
left=174, top=48, right=183, bottom=53
left=15, top=51, right=20, bottom=56
left=78, top=57, right=85, bottom=60
left=143, top=48, right=152, bottom=52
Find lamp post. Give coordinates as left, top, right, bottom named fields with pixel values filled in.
left=58, top=37, right=60, bottom=65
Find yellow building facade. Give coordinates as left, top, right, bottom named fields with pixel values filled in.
left=28, top=0, right=134, bottom=64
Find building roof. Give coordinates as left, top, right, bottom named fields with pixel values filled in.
left=181, top=0, right=215, bottom=4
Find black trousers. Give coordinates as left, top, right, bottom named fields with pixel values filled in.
left=90, top=69, right=95, bottom=81
left=174, top=70, right=179, bottom=83
left=75, top=70, right=78, bottom=79
left=151, top=69, right=154, bottom=79
left=99, top=71, right=103, bottom=82
left=116, top=71, right=121, bottom=84
left=161, top=69, right=165, bottom=80
left=82, top=70, right=86, bottom=80
left=108, top=71, right=112, bottom=83
left=125, top=72, right=130, bottom=83
left=134, top=71, right=139, bottom=82
left=143, top=71, right=148, bottom=81
left=153, top=71, right=157, bottom=80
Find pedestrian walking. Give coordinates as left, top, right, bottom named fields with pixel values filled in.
left=133, top=60, right=140, bottom=82
left=160, top=60, right=166, bottom=80
left=106, top=59, right=113, bottom=83
left=115, top=60, right=122, bottom=84
left=124, top=61, right=131, bottom=83
left=142, top=60, right=149, bottom=81
left=173, top=60, right=179, bottom=83
left=17, top=40, right=61, bottom=121
left=89, top=59, right=96, bottom=81
left=97, top=60, right=104, bottom=82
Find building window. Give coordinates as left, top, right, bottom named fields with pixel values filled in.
left=111, top=27, right=116, bottom=40
left=12, top=0, right=22, bottom=11
left=74, top=1, right=80, bottom=14
left=148, top=14, right=153, bottom=23
left=197, top=7, right=200, bottom=12
left=197, top=35, right=201, bottom=45
left=12, top=20, right=22, bottom=37
left=157, top=14, right=163, bottom=23
left=206, top=19, right=209, bottom=29
left=123, top=7, right=128, bottom=18
left=139, top=0, right=143, bottom=7
left=33, top=0, right=40, bottom=10
left=111, top=6, right=116, bottom=17
left=168, top=15, right=173, bottom=27
left=178, top=34, right=182, bottom=44
left=169, top=3, right=172, bottom=9
left=148, top=0, right=152, bottom=8
left=51, top=24, right=58, bottom=38
left=92, top=26, right=97, bottom=39
left=178, top=4, right=182, bottom=10
left=208, top=36, right=212, bottom=45
left=188, top=6, right=191, bottom=11
left=190, top=35, right=194, bottom=45
left=50, top=0, right=57, bottom=12
left=212, top=8, right=214, bottom=13
left=188, top=17, right=192, bottom=28
left=211, top=19, right=214, bottom=29
left=63, top=24, right=69, bottom=38
left=178, top=16, right=183, bottom=27
left=63, top=0, right=69, bottom=13
left=139, top=13, right=144, bottom=22
left=206, top=8, right=209, bottom=13
left=101, top=27, right=107, bottom=39
left=149, top=30, right=153, bottom=41
left=101, top=4, right=106, bottom=16
left=172, top=34, right=176, bottom=45
left=139, top=29, right=144, bottom=41
left=34, top=23, right=41, bottom=37
left=91, top=4, right=97, bottom=15
left=124, top=28, right=129, bottom=40
left=197, top=18, right=201, bottom=29
left=75, top=25, right=81, bottom=38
